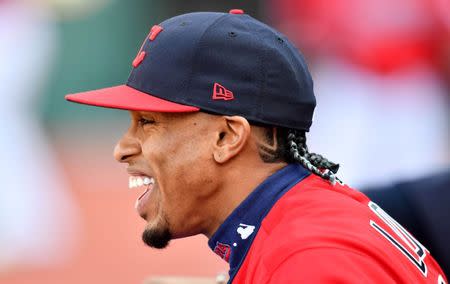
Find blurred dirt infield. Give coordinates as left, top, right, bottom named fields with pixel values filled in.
left=0, top=132, right=227, bottom=284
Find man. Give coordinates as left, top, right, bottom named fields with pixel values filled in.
left=66, top=10, right=447, bottom=283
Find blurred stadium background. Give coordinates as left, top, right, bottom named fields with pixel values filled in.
left=0, top=0, right=448, bottom=283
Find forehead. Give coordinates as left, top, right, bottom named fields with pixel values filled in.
left=130, top=110, right=215, bottom=124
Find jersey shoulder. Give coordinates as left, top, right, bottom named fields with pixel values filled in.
left=233, top=175, right=447, bottom=284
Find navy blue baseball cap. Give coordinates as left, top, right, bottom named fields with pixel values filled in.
left=66, top=10, right=316, bottom=131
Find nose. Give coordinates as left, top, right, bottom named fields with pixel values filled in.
left=114, top=133, right=141, bottom=163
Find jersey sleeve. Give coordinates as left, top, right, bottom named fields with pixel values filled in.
left=267, top=248, right=398, bottom=284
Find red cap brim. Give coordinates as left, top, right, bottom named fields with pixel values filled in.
left=65, top=85, right=200, bottom=113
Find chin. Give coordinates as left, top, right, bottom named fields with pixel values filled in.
left=142, top=215, right=172, bottom=249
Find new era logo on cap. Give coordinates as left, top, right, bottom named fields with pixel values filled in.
left=212, top=83, right=234, bottom=101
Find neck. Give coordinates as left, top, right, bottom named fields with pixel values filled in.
left=202, top=161, right=287, bottom=238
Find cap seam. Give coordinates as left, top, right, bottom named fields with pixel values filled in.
left=184, top=13, right=229, bottom=104
left=242, top=19, right=267, bottom=122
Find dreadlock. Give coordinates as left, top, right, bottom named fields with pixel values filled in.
left=256, top=126, right=340, bottom=184
left=286, top=129, right=339, bottom=184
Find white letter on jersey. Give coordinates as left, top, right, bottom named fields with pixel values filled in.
left=368, top=201, right=428, bottom=277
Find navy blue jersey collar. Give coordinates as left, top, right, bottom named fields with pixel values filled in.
left=208, top=164, right=310, bottom=282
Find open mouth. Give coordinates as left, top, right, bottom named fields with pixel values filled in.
left=129, top=176, right=155, bottom=215
left=129, top=176, right=154, bottom=197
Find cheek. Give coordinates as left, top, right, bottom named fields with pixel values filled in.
left=168, top=142, right=215, bottom=204
left=161, top=131, right=211, bottom=171
left=170, top=149, right=216, bottom=209
left=166, top=142, right=211, bottom=197
left=141, top=126, right=215, bottom=199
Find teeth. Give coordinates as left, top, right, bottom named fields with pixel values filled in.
left=129, top=176, right=154, bottom=189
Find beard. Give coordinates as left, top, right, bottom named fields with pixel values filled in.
left=142, top=215, right=172, bottom=249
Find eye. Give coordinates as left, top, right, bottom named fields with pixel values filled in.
left=138, top=117, right=155, bottom=126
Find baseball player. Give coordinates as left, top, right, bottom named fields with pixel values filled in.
left=66, top=10, right=447, bottom=283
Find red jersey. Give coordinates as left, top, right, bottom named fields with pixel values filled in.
left=209, top=164, right=447, bottom=283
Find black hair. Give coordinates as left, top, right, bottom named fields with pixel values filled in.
left=256, top=126, right=340, bottom=184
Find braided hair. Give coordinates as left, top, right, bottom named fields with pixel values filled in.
left=286, top=129, right=339, bottom=184
left=256, top=126, right=340, bottom=184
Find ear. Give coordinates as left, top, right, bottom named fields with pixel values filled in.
left=213, top=116, right=251, bottom=164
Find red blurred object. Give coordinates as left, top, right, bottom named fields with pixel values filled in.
left=229, top=9, right=245, bottom=14
left=269, top=0, right=449, bottom=75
